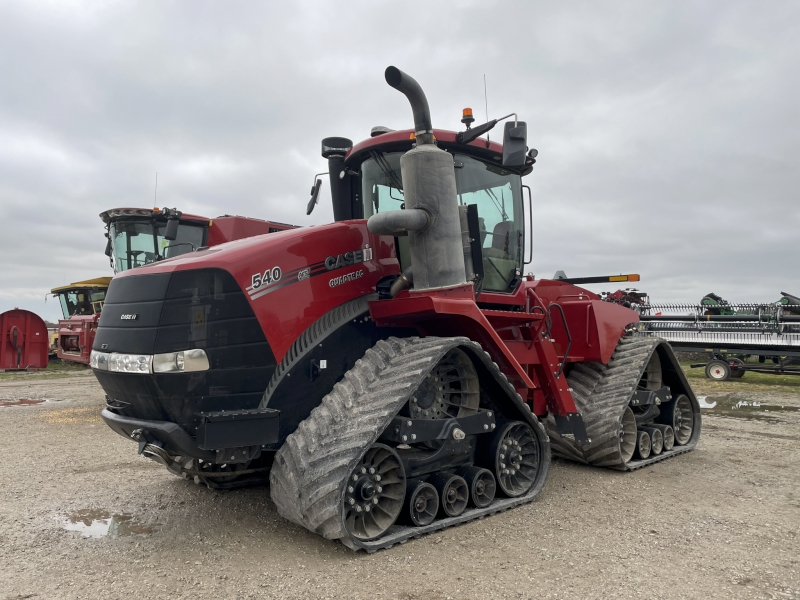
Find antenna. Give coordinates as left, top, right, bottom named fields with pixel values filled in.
left=483, top=74, right=489, bottom=144
left=154, top=172, right=158, bottom=207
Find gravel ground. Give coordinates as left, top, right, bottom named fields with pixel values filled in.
left=0, top=369, right=798, bottom=600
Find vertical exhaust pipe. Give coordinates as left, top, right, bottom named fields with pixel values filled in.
left=384, top=67, right=434, bottom=145
left=367, top=67, right=467, bottom=293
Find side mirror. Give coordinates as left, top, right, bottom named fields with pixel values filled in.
left=306, top=179, right=323, bottom=215
left=165, top=218, right=179, bottom=241
left=502, top=121, right=527, bottom=168
left=104, top=234, right=112, bottom=257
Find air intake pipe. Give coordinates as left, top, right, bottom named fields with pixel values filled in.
left=367, top=67, right=467, bottom=293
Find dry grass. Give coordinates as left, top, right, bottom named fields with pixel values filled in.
left=681, top=362, right=800, bottom=395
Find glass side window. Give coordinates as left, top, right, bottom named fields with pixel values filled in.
left=156, top=222, right=206, bottom=259
left=89, top=290, right=106, bottom=314
left=111, top=221, right=158, bottom=272
left=361, top=151, right=405, bottom=218
left=110, top=220, right=206, bottom=273
left=57, top=292, right=92, bottom=318
left=453, top=155, right=523, bottom=291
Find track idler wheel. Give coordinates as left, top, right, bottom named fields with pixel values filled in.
left=640, top=426, right=663, bottom=455
left=343, top=444, right=406, bottom=541
left=429, top=473, right=469, bottom=518
left=657, top=394, right=696, bottom=446
left=457, top=466, right=496, bottom=508
left=651, top=424, right=675, bottom=451
left=403, top=480, right=439, bottom=527
left=634, top=430, right=651, bottom=459
left=483, top=421, right=542, bottom=498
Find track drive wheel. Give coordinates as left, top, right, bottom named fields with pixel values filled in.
left=343, top=444, right=406, bottom=541
left=483, top=421, right=542, bottom=498
left=657, top=394, right=696, bottom=446
left=705, top=360, right=731, bottom=381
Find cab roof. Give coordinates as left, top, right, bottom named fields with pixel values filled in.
left=346, top=128, right=533, bottom=175
left=99, top=208, right=210, bottom=224
left=51, top=277, right=113, bottom=294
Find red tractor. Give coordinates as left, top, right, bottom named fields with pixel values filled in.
left=92, top=68, right=700, bottom=551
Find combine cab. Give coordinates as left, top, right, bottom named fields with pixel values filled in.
left=45, top=208, right=296, bottom=364
left=51, top=277, right=112, bottom=365
left=101, top=207, right=296, bottom=274
left=91, top=67, right=700, bottom=550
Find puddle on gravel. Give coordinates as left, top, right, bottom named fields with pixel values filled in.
left=698, top=395, right=800, bottom=421
left=0, top=398, right=45, bottom=407
left=59, top=509, right=157, bottom=538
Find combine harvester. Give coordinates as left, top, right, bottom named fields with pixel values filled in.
left=90, top=67, right=701, bottom=550
left=51, top=208, right=295, bottom=366
left=632, top=292, right=800, bottom=380
left=50, top=278, right=112, bottom=365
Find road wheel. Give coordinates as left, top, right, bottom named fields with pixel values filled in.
left=729, top=358, right=745, bottom=379
left=705, top=360, right=731, bottom=381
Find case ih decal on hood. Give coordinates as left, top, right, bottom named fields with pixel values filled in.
left=325, top=246, right=373, bottom=270
left=246, top=245, right=373, bottom=301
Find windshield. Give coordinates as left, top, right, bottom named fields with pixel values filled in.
left=360, top=151, right=523, bottom=292
left=109, top=219, right=206, bottom=273
left=57, top=289, right=105, bottom=318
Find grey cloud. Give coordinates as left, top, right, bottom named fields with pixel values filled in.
left=0, top=0, right=797, bottom=323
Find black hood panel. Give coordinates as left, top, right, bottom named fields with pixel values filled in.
left=93, top=268, right=277, bottom=432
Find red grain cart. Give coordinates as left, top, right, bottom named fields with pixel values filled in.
left=0, top=309, right=49, bottom=371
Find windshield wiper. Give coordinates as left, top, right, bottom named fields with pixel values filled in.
left=370, top=151, right=404, bottom=193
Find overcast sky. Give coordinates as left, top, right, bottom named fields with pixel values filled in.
left=0, top=0, right=798, bottom=322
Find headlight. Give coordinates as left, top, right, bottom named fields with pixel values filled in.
left=108, top=353, right=152, bottom=373
left=90, top=350, right=108, bottom=370
left=152, top=349, right=209, bottom=373
left=91, top=349, right=209, bottom=374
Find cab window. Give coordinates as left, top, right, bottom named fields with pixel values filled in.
left=360, top=151, right=523, bottom=292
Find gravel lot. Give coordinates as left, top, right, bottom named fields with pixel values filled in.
left=1, top=368, right=798, bottom=600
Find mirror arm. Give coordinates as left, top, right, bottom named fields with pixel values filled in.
left=306, top=172, right=327, bottom=215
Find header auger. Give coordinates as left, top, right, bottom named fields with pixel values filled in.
left=91, top=66, right=700, bottom=550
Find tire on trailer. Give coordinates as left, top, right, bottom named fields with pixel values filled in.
left=729, top=358, right=745, bottom=378
left=705, top=359, right=731, bottom=381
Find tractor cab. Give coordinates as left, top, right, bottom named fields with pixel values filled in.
left=311, top=112, right=536, bottom=294
left=101, top=208, right=209, bottom=274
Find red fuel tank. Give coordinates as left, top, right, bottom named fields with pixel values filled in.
left=0, top=309, right=49, bottom=371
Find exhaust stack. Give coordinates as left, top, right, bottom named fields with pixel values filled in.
left=367, top=67, right=467, bottom=292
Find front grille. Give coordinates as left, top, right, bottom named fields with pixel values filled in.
left=94, top=268, right=276, bottom=433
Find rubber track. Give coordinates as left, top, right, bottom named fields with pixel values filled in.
left=269, top=336, right=550, bottom=552
left=546, top=336, right=699, bottom=470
